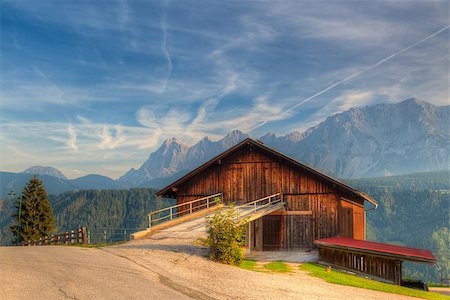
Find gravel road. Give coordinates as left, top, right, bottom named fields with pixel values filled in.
left=1, top=237, right=418, bottom=300
left=0, top=246, right=190, bottom=300
left=107, top=235, right=416, bottom=300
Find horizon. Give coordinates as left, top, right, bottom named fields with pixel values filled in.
left=1, top=1, right=449, bottom=178
left=4, top=97, right=448, bottom=180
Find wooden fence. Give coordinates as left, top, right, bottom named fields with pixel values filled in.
left=19, top=227, right=87, bottom=246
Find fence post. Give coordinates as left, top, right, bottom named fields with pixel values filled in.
left=170, top=207, right=173, bottom=220
left=190, top=202, right=192, bottom=214
left=149, top=215, right=152, bottom=228
left=82, top=227, right=87, bottom=244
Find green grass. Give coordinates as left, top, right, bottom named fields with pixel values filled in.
left=239, top=259, right=257, bottom=271
left=300, top=263, right=448, bottom=300
left=428, top=283, right=450, bottom=288
left=263, top=261, right=291, bottom=273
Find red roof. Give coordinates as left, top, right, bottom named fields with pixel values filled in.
left=315, top=237, right=436, bottom=263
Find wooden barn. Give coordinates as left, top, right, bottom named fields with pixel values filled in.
left=156, top=138, right=378, bottom=251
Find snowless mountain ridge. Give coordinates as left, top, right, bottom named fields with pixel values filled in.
left=22, top=165, right=68, bottom=181
left=118, top=98, right=450, bottom=184
left=6, top=98, right=449, bottom=190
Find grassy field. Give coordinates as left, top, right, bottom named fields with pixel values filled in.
left=300, top=263, right=448, bottom=300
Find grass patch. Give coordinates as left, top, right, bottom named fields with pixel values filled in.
left=299, top=263, right=447, bottom=300
left=239, top=259, right=257, bottom=271
left=428, top=283, right=450, bottom=288
left=263, top=261, right=291, bottom=273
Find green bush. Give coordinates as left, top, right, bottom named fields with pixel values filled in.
left=204, top=205, right=246, bottom=265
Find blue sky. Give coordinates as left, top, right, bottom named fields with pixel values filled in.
left=1, top=0, right=448, bottom=178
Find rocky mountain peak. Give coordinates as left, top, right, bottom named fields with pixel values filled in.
left=219, top=130, right=249, bottom=148
left=118, top=98, right=449, bottom=184
left=22, top=165, right=68, bottom=180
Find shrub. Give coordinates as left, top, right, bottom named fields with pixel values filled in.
left=204, top=205, right=247, bottom=265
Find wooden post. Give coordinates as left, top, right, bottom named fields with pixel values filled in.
left=170, top=207, right=173, bottom=220
left=247, top=222, right=252, bottom=251
left=82, top=227, right=87, bottom=244
left=190, top=202, right=192, bottom=214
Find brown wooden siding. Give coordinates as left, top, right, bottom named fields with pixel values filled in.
left=318, top=247, right=402, bottom=285
left=175, top=144, right=365, bottom=248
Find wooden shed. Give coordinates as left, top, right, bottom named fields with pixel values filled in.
left=157, top=138, right=378, bottom=250
left=315, top=237, right=436, bottom=285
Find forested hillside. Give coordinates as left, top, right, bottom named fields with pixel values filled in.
left=0, top=188, right=172, bottom=245
left=348, top=170, right=449, bottom=283
left=1, top=171, right=448, bottom=283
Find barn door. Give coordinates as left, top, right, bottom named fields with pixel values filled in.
left=286, top=215, right=314, bottom=249
left=284, top=195, right=314, bottom=249
left=263, top=215, right=282, bottom=250
left=338, top=200, right=354, bottom=238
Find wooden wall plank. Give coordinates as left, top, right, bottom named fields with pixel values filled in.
left=175, top=144, right=365, bottom=249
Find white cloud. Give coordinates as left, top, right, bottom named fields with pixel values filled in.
left=66, top=125, right=78, bottom=151
left=334, top=90, right=374, bottom=111
left=159, top=2, right=173, bottom=94
left=98, top=125, right=126, bottom=150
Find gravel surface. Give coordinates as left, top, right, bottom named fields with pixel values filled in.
left=0, top=229, right=420, bottom=300
left=0, top=246, right=190, bottom=300
left=107, top=232, right=417, bottom=300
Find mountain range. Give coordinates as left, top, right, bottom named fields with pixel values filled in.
left=118, top=98, right=449, bottom=184
left=1, top=98, right=448, bottom=196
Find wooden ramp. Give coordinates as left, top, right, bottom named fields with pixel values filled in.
left=131, top=193, right=284, bottom=240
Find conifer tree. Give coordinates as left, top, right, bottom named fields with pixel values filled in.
left=10, top=176, right=56, bottom=243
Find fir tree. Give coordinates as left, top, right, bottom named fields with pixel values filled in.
left=10, top=176, right=56, bottom=243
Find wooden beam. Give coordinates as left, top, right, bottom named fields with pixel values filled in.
left=270, top=210, right=312, bottom=216
left=283, top=192, right=337, bottom=196
left=340, top=196, right=364, bottom=208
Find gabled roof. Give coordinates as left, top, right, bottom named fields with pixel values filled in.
left=156, top=138, right=378, bottom=206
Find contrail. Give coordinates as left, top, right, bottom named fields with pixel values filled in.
left=160, top=2, right=172, bottom=94
left=247, top=24, right=450, bottom=132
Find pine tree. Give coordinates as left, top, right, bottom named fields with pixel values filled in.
left=10, top=176, right=56, bottom=244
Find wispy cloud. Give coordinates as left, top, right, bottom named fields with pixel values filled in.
left=334, top=90, right=374, bottom=111
left=1, top=1, right=448, bottom=178
left=248, top=24, right=450, bottom=132
left=66, top=124, right=78, bottom=151
left=159, top=1, right=173, bottom=94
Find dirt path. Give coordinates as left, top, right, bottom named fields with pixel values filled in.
left=107, top=235, right=417, bottom=300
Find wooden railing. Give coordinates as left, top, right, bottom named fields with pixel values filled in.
left=19, top=227, right=87, bottom=246
left=234, top=193, right=283, bottom=216
left=148, top=193, right=222, bottom=227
